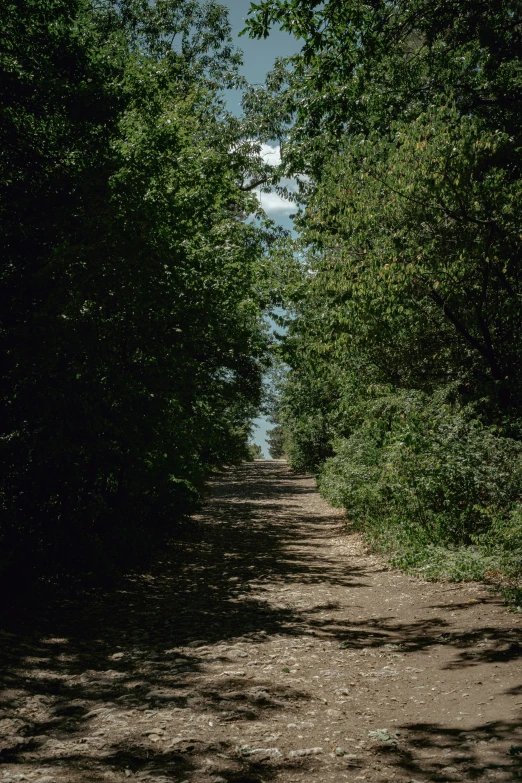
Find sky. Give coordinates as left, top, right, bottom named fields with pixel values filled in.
left=225, top=1, right=300, bottom=234
left=223, top=1, right=301, bottom=457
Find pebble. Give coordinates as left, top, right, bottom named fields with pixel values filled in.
left=368, top=728, right=399, bottom=743
left=327, top=708, right=343, bottom=718
left=248, top=747, right=281, bottom=758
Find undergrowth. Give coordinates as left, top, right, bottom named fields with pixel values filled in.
left=312, top=387, right=522, bottom=605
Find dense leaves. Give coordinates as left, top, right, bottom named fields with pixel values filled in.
left=250, top=0, right=522, bottom=582
left=300, top=106, right=522, bottom=408
left=244, top=0, right=522, bottom=171
left=0, top=0, right=273, bottom=582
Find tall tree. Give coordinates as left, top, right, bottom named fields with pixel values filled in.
left=0, top=0, right=274, bottom=580
left=246, top=0, right=522, bottom=567
left=244, top=0, right=522, bottom=409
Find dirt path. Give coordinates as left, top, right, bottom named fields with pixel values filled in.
left=1, top=460, right=522, bottom=783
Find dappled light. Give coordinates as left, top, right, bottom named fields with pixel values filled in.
left=2, top=1, right=522, bottom=781
left=1, top=462, right=521, bottom=783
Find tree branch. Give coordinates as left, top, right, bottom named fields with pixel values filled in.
left=239, top=178, right=268, bottom=191
left=428, top=287, right=490, bottom=363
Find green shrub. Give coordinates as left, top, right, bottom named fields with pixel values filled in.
left=482, top=502, right=522, bottom=579
left=318, top=387, right=522, bottom=580
left=247, top=442, right=264, bottom=460
left=285, top=413, right=333, bottom=472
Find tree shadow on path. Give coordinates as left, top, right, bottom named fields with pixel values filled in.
left=1, top=461, right=521, bottom=782
left=0, top=462, right=367, bottom=781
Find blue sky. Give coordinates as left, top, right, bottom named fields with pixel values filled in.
left=225, top=1, right=300, bottom=234
left=224, top=2, right=301, bottom=102
left=223, top=1, right=300, bottom=457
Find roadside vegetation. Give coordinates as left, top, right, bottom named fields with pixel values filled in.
left=3, top=0, right=522, bottom=597
left=0, top=0, right=279, bottom=585
left=248, top=0, right=522, bottom=593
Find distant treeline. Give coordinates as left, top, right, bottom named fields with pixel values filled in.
left=0, top=0, right=275, bottom=583
left=251, top=0, right=522, bottom=587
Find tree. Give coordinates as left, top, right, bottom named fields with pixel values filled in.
left=265, top=421, right=285, bottom=459
left=0, top=0, right=274, bottom=581
left=242, top=0, right=522, bottom=574
left=247, top=442, right=264, bottom=460
left=297, top=106, right=522, bottom=409
left=243, top=0, right=522, bottom=413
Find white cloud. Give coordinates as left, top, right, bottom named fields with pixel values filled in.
left=254, top=143, right=299, bottom=217
left=256, top=189, right=295, bottom=215
left=259, top=142, right=281, bottom=166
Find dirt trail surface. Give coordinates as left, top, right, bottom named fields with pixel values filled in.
left=2, top=461, right=522, bottom=783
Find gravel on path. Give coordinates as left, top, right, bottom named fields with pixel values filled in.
left=1, top=460, right=522, bottom=783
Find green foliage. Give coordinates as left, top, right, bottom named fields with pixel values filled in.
left=252, top=0, right=522, bottom=585
left=299, top=106, right=522, bottom=409
left=483, top=503, right=522, bottom=580
left=246, top=442, right=264, bottom=460
left=318, top=388, right=522, bottom=576
left=244, top=0, right=522, bottom=176
left=266, top=422, right=286, bottom=459
left=0, top=0, right=273, bottom=583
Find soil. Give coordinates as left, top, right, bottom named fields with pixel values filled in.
left=1, top=460, right=522, bottom=783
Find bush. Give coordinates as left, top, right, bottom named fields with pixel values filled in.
left=317, top=387, right=522, bottom=580
left=483, top=503, right=522, bottom=580
left=0, top=0, right=270, bottom=586
left=247, top=442, right=264, bottom=460
left=266, top=422, right=287, bottom=459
